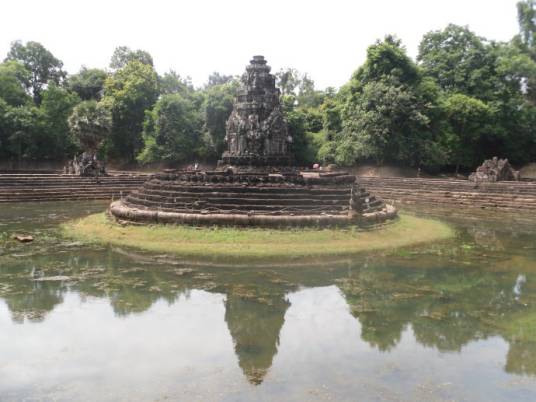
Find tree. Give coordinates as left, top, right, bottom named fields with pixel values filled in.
left=138, top=93, right=203, bottom=164
left=513, top=1, right=536, bottom=103
left=206, top=72, right=234, bottom=88
left=328, top=36, right=444, bottom=168
left=337, top=81, right=432, bottom=166
left=0, top=61, right=31, bottom=107
left=68, top=100, right=112, bottom=155
left=517, top=0, right=536, bottom=49
left=275, top=68, right=300, bottom=96
left=418, top=25, right=496, bottom=98
left=202, top=80, right=237, bottom=158
left=109, top=46, right=153, bottom=70
left=67, top=67, right=108, bottom=100
left=357, top=35, right=419, bottom=86
left=0, top=100, right=41, bottom=162
left=39, top=83, right=81, bottom=159
left=5, top=41, right=65, bottom=105
left=441, top=93, right=492, bottom=171
left=103, top=61, right=159, bottom=161
left=275, top=68, right=326, bottom=107
left=159, top=70, right=192, bottom=95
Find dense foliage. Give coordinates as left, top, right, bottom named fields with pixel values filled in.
left=68, top=100, right=112, bottom=154
left=0, top=1, right=535, bottom=171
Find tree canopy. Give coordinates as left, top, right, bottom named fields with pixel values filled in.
left=102, top=60, right=159, bottom=161
left=0, top=1, right=535, bottom=172
left=67, top=67, right=108, bottom=101
left=109, top=46, right=154, bottom=70
left=5, top=40, right=65, bottom=105
left=68, top=100, right=112, bottom=154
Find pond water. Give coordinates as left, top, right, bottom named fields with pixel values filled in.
left=1, top=201, right=536, bottom=401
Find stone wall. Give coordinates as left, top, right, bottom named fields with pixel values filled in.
left=358, top=177, right=536, bottom=211
left=0, top=174, right=149, bottom=202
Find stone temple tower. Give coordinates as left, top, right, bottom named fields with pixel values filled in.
left=110, top=55, right=397, bottom=227
left=221, top=56, right=292, bottom=168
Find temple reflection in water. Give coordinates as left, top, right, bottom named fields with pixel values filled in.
left=1, top=243, right=535, bottom=382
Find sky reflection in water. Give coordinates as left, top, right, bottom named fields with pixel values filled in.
left=0, top=201, right=535, bottom=401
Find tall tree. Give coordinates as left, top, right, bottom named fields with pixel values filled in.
left=39, top=83, right=81, bottom=159
left=5, top=41, right=65, bottom=105
left=275, top=68, right=300, bottom=96
left=67, top=67, right=108, bottom=100
left=103, top=61, right=159, bottom=161
left=331, top=36, right=444, bottom=168
left=514, top=1, right=536, bottom=103
left=138, top=93, right=203, bottom=164
left=418, top=25, right=495, bottom=99
left=109, top=46, right=153, bottom=70
left=0, top=61, right=31, bottom=106
left=517, top=0, right=536, bottom=49
left=206, top=72, right=234, bottom=88
left=441, top=93, right=492, bottom=172
left=0, top=100, right=41, bottom=162
left=202, top=80, right=237, bottom=157
left=68, top=100, right=112, bottom=156
left=159, top=70, right=192, bottom=95
left=358, top=35, right=419, bottom=85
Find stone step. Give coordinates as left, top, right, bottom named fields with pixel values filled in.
left=0, top=190, right=125, bottom=199
left=143, top=182, right=352, bottom=196
left=369, top=188, right=536, bottom=203
left=136, top=188, right=351, bottom=201
left=372, top=192, right=536, bottom=210
left=0, top=179, right=146, bottom=185
left=125, top=196, right=350, bottom=213
left=0, top=185, right=142, bottom=193
left=369, top=186, right=536, bottom=201
left=359, top=178, right=536, bottom=193
left=129, top=193, right=350, bottom=207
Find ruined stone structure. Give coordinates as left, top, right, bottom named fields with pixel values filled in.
left=110, top=56, right=396, bottom=226
left=221, top=56, right=292, bottom=168
left=469, top=157, right=520, bottom=183
left=65, top=152, right=106, bottom=177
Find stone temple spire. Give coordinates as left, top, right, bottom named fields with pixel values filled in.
left=221, top=55, right=292, bottom=167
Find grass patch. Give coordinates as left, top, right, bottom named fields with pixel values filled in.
left=61, top=213, right=454, bottom=261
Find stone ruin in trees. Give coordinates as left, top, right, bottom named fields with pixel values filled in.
left=64, top=153, right=106, bottom=177
left=469, top=157, right=520, bottom=183
left=110, top=56, right=396, bottom=226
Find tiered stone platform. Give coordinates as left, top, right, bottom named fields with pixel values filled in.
left=110, top=171, right=396, bottom=227
left=0, top=174, right=149, bottom=203
left=359, top=177, right=536, bottom=212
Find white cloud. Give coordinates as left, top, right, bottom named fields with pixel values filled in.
left=0, top=0, right=520, bottom=89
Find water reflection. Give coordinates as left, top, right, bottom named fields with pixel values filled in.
left=225, top=290, right=289, bottom=384
left=0, top=202, right=536, bottom=400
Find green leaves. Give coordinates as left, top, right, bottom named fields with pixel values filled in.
left=331, top=37, right=442, bottom=168
left=103, top=61, right=159, bottom=161
left=68, top=100, right=111, bottom=153
left=139, top=93, right=203, bottom=164
left=67, top=67, right=108, bottom=101
left=418, top=25, right=495, bottom=98
left=109, top=46, right=153, bottom=70
left=0, top=61, right=31, bottom=107
left=202, top=80, right=237, bottom=157
left=5, top=40, right=65, bottom=105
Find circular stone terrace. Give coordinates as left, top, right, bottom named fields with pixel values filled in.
left=109, top=170, right=397, bottom=227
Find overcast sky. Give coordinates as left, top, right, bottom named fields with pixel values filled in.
left=0, top=0, right=522, bottom=89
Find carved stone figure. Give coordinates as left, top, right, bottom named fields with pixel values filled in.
left=221, top=56, right=292, bottom=166
left=66, top=152, right=106, bottom=177
left=469, top=157, right=520, bottom=183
